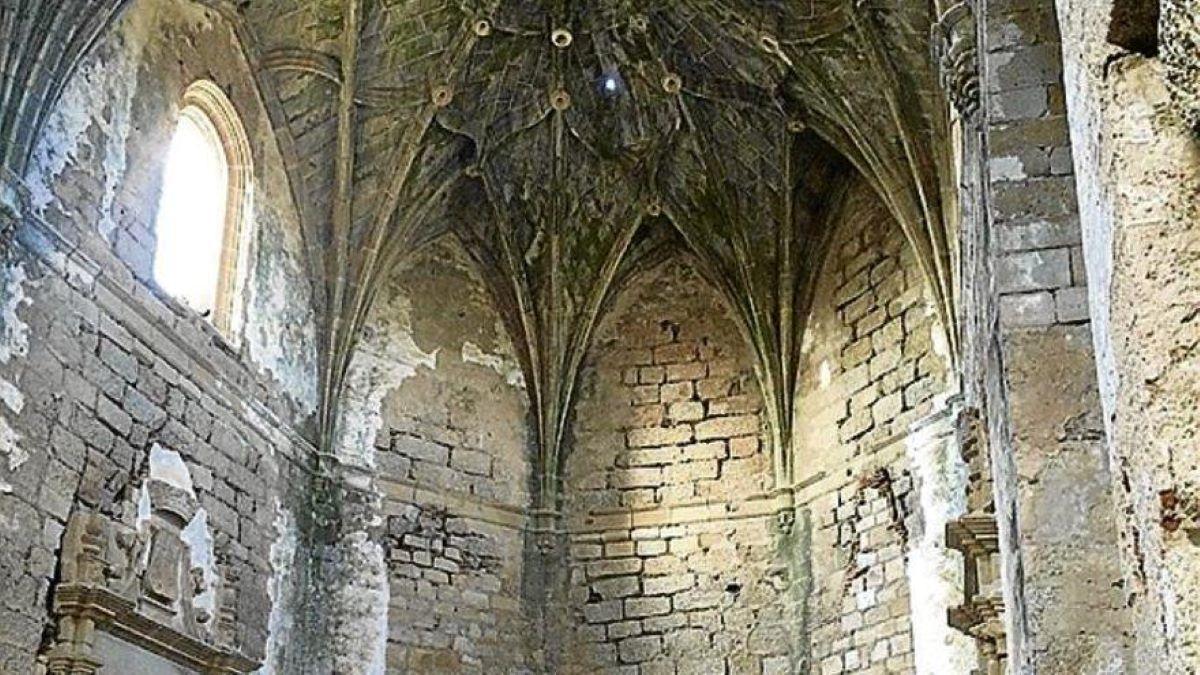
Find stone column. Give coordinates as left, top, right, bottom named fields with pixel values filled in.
left=903, top=398, right=975, bottom=675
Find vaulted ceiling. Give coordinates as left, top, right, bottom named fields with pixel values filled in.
left=1, top=0, right=964, bottom=507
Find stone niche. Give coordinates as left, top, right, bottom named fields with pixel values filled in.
left=39, top=467, right=257, bottom=674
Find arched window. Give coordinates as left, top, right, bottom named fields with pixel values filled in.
left=153, top=80, right=252, bottom=337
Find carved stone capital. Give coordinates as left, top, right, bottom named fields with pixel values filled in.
left=775, top=508, right=796, bottom=535
left=932, top=2, right=980, bottom=120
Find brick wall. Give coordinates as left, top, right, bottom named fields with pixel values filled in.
left=975, top=0, right=1134, bottom=669
left=0, top=2, right=320, bottom=670
left=0, top=149, right=315, bottom=675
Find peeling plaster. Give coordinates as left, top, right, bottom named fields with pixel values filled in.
left=0, top=261, right=31, bottom=363
left=329, top=530, right=389, bottom=675
left=336, top=291, right=436, bottom=469
left=149, top=443, right=197, bottom=496
left=26, top=7, right=150, bottom=237
left=904, top=405, right=973, bottom=674
left=243, top=205, right=319, bottom=416
left=0, top=377, right=25, bottom=493
left=259, top=501, right=298, bottom=675
left=0, top=260, right=31, bottom=493
left=182, top=508, right=218, bottom=620
left=330, top=287, right=435, bottom=671
left=462, top=340, right=525, bottom=388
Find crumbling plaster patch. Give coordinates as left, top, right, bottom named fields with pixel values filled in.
left=328, top=529, right=389, bottom=675
left=327, top=312, right=434, bottom=673
left=27, top=0, right=321, bottom=423
left=260, top=501, right=299, bottom=674
left=242, top=207, right=319, bottom=416
left=903, top=404, right=973, bottom=675
left=25, top=3, right=154, bottom=238
left=336, top=288, right=437, bottom=470
left=0, top=257, right=32, bottom=493
left=327, top=249, right=524, bottom=674
left=462, top=337, right=525, bottom=388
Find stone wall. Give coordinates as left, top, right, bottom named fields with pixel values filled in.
left=1056, top=0, right=1200, bottom=669
left=0, top=1, right=319, bottom=671
left=329, top=237, right=537, bottom=674
left=557, top=257, right=794, bottom=674
left=971, top=0, right=1135, bottom=670
left=792, top=182, right=965, bottom=675
left=549, top=181, right=963, bottom=675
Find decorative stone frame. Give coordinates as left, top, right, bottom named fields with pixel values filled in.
left=172, top=80, right=253, bottom=338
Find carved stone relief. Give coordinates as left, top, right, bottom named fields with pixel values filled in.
left=40, top=473, right=257, bottom=674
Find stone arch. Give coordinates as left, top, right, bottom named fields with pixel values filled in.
left=155, top=79, right=255, bottom=337
left=25, top=0, right=318, bottom=407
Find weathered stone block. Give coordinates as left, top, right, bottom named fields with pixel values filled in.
left=618, top=635, right=662, bottom=663
left=624, top=596, right=670, bottom=618
left=593, top=575, right=641, bottom=600
left=627, top=427, right=693, bottom=448
left=694, top=415, right=757, bottom=440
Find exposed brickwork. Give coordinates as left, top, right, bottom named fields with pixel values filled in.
left=0, top=202, right=313, bottom=672
left=974, top=0, right=1134, bottom=670
left=3, top=0, right=1195, bottom=671
left=826, top=187, right=950, bottom=451
left=981, top=1, right=1089, bottom=330
left=0, top=3, right=320, bottom=671
left=384, top=504, right=527, bottom=673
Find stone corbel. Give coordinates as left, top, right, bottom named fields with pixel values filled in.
left=946, top=515, right=1006, bottom=673
left=932, top=2, right=981, bottom=120
left=771, top=484, right=797, bottom=535
left=530, top=508, right=561, bottom=555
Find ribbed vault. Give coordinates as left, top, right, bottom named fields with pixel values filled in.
left=4, top=0, right=965, bottom=512
left=233, top=0, right=962, bottom=512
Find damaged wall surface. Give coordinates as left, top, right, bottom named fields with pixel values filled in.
left=0, top=1, right=320, bottom=672
left=329, top=237, right=537, bottom=674
left=1, top=0, right=1199, bottom=673
left=556, top=257, right=790, bottom=674
left=1056, top=0, right=1200, bottom=670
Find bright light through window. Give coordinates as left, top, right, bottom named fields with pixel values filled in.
left=153, top=109, right=229, bottom=318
